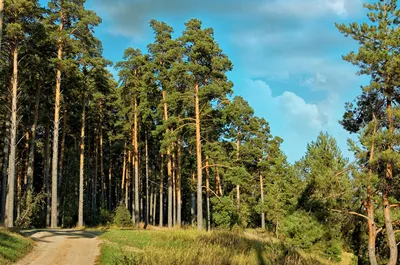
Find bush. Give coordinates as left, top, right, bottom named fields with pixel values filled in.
left=280, top=211, right=324, bottom=249
left=211, top=196, right=239, bottom=229
left=114, top=205, right=132, bottom=227
left=99, top=208, right=114, bottom=226
left=15, top=191, right=47, bottom=228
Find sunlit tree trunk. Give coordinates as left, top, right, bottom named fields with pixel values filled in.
left=126, top=150, right=131, bottom=209
left=44, top=124, right=51, bottom=227
left=236, top=138, right=240, bottom=208
left=172, top=151, right=176, bottom=226
left=205, top=156, right=210, bottom=231
left=191, top=171, right=196, bottom=225
left=121, top=141, right=127, bottom=204
left=51, top=11, right=65, bottom=228
left=58, top=107, right=67, bottom=216
left=23, top=131, right=29, bottom=189
left=384, top=97, right=397, bottom=265
left=133, top=99, right=139, bottom=226
left=145, top=132, right=149, bottom=224
left=195, top=83, right=203, bottom=231
left=176, top=138, right=182, bottom=227
left=259, top=172, right=265, bottom=229
left=108, top=141, right=112, bottom=210
left=78, top=99, right=85, bottom=227
left=5, top=47, right=18, bottom=228
left=215, top=167, right=222, bottom=196
left=159, top=155, right=164, bottom=227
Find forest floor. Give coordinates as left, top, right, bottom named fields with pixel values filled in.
left=12, top=229, right=103, bottom=265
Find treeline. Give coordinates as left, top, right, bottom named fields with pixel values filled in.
left=0, top=0, right=399, bottom=264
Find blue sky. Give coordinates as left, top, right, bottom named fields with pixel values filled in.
left=42, top=0, right=371, bottom=162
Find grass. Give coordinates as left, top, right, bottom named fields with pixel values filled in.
left=98, top=228, right=354, bottom=265
left=0, top=229, right=34, bottom=264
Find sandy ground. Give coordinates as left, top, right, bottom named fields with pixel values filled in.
left=14, top=229, right=103, bottom=265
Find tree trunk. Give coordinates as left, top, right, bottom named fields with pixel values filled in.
left=126, top=150, right=131, bottom=209
left=133, top=99, right=139, bottom=226
left=24, top=131, right=29, bottom=189
left=121, top=141, right=127, bottom=203
left=145, top=132, right=149, bottom=225
left=44, top=124, right=51, bottom=227
left=195, top=83, right=203, bottom=231
left=108, top=141, right=112, bottom=211
left=172, top=151, right=176, bottom=227
left=215, top=167, right=222, bottom=196
left=1, top=121, right=9, bottom=224
left=365, top=188, right=378, bottom=265
left=384, top=98, right=397, bottom=265
left=205, top=156, right=211, bottom=231
left=0, top=0, right=4, bottom=51
left=191, top=171, right=196, bottom=225
left=236, top=138, right=240, bottom=209
left=58, top=107, right=67, bottom=212
left=93, top=131, right=98, bottom=212
left=364, top=114, right=378, bottom=265
left=51, top=14, right=64, bottom=228
left=78, top=99, right=85, bottom=227
left=17, top=161, right=22, bottom=220
left=161, top=91, right=173, bottom=229
left=100, top=123, right=104, bottom=206
left=153, top=188, right=157, bottom=226
left=159, top=155, right=164, bottom=227
left=26, top=83, right=41, bottom=192
left=176, top=138, right=182, bottom=227
left=259, top=173, right=265, bottom=229
left=5, top=47, right=18, bottom=228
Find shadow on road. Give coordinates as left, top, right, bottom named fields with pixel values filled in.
left=20, top=229, right=104, bottom=241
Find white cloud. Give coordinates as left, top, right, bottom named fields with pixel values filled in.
left=244, top=79, right=328, bottom=132
left=238, top=79, right=355, bottom=162
left=259, top=0, right=361, bottom=18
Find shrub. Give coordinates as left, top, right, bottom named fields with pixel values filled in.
left=99, top=208, right=114, bottom=226
left=280, top=210, right=324, bottom=249
left=114, top=205, right=132, bottom=227
left=211, top=196, right=239, bottom=229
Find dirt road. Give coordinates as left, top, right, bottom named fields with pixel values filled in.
left=14, top=229, right=103, bottom=265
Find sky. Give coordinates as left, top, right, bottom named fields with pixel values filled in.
left=41, top=0, right=371, bottom=163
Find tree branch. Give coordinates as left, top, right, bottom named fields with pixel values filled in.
left=331, top=209, right=371, bottom=221
left=201, top=164, right=231, bottom=170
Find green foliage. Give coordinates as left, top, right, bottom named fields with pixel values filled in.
left=99, top=208, right=114, bottom=226
left=0, top=230, right=33, bottom=264
left=15, top=191, right=47, bottom=228
left=113, top=205, right=132, bottom=227
left=211, top=196, right=238, bottom=229
left=281, top=211, right=324, bottom=250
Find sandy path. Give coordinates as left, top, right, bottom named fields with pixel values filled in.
left=14, top=229, right=103, bottom=265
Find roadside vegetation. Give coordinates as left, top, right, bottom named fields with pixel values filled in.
left=98, top=229, right=357, bottom=265
left=0, top=229, right=33, bottom=264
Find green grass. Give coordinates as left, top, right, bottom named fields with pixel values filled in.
left=98, top=229, right=343, bottom=265
left=0, top=229, right=34, bottom=264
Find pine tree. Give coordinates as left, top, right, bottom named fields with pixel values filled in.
left=47, top=0, right=101, bottom=228
left=180, top=19, right=233, bottom=230
left=337, top=1, right=400, bottom=263
left=3, top=0, right=40, bottom=228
